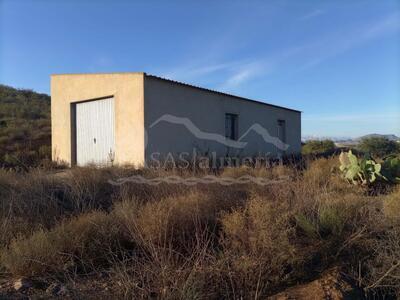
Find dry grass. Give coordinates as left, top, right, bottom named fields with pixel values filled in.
left=0, top=157, right=399, bottom=298
left=217, top=195, right=298, bottom=298
left=1, top=211, right=125, bottom=276
left=384, top=186, right=400, bottom=223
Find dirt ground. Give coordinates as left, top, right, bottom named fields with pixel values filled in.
left=1, top=268, right=364, bottom=299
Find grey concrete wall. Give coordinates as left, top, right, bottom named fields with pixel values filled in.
left=144, top=76, right=301, bottom=162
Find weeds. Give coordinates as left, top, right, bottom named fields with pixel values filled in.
left=0, top=158, right=399, bottom=298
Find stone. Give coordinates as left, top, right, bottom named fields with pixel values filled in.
left=13, top=278, right=32, bottom=291
left=268, top=268, right=363, bottom=300
left=46, top=282, right=68, bottom=296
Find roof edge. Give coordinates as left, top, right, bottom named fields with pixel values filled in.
left=49, top=72, right=301, bottom=113
left=51, top=72, right=145, bottom=77
left=145, top=74, right=302, bottom=113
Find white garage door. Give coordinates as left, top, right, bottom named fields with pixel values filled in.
left=75, top=97, right=115, bottom=166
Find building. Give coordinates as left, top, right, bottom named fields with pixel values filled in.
left=51, top=72, right=301, bottom=166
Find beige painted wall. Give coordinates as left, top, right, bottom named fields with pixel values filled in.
left=144, top=76, right=301, bottom=160
left=51, top=73, right=145, bottom=166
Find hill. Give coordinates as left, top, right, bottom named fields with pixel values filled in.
left=0, top=84, right=51, bottom=168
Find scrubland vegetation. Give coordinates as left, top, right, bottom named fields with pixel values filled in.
left=1, top=85, right=399, bottom=298
left=0, top=158, right=399, bottom=298
left=302, top=139, right=336, bottom=155
left=0, top=85, right=51, bottom=169
left=302, top=137, right=400, bottom=158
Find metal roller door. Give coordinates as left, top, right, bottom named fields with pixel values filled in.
left=75, top=97, right=115, bottom=166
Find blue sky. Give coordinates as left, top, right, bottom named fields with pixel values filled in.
left=1, top=0, right=399, bottom=138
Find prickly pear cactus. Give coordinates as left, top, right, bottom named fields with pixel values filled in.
left=381, top=156, right=400, bottom=183
left=339, top=151, right=382, bottom=185
left=360, top=158, right=381, bottom=184
left=339, top=151, right=361, bottom=184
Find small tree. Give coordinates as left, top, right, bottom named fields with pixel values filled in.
left=358, top=137, right=399, bottom=158
left=302, top=139, right=336, bottom=155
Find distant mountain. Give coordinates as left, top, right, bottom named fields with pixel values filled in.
left=302, top=134, right=400, bottom=145
left=301, top=135, right=352, bottom=142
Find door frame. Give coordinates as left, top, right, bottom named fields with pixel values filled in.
left=70, top=95, right=114, bottom=166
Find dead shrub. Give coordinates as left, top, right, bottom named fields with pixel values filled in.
left=112, top=169, right=192, bottom=204
left=221, top=163, right=296, bottom=181
left=360, top=187, right=400, bottom=297
left=363, top=225, right=400, bottom=298
left=0, top=211, right=124, bottom=277
left=301, top=157, right=355, bottom=195
left=65, top=167, right=116, bottom=211
left=0, top=157, right=399, bottom=298
left=383, top=186, right=400, bottom=224
left=270, top=163, right=298, bottom=179
left=218, top=195, right=299, bottom=298
left=114, top=191, right=234, bottom=253
left=0, top=167, right=122, bottom=248
left=222, top=165, right=268, bottom=178
left=295, top=193, right=359, bottom=239
left=110, top=249, right=212, bottom=299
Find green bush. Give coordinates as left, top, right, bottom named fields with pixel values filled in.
left=302, top=139, right=336, bottom=155
left=358, top=137, right=399, bottom=158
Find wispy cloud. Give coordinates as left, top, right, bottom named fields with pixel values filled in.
left=217, top=61, right=268, bottom=91
left=158, top=13, right=399, bottom=93
left=219, top=69, right=254, bottom=89
left=160, top=62, right=238, bottom=81
left=160, top=58, right=273, bottom=92
left=300, top=9, right=324, bottom=20
left=362, top=12, right=400, bottom=39
left=298, top=13, right=400, bottom=70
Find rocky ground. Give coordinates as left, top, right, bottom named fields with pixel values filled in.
left=1, top=268, right=364, bottom=299
left=268, top=268, right=364, bottom=300
left=0, top=274, right=116, bottom=299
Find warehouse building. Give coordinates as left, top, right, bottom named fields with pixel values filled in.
left=51, top=72, right=301, bottom=166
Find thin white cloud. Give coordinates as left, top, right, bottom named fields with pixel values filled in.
left=217, top=61, right=267, bottom=91
left=160, top=58, right=274, bottom=92
left=215, top=43, right=313, bottom=91
left=157, top=13, right=399, bottom=93
left=160, top=62, right=237, bottom=80
left=224, top=69, right=253, bottom=86
left=298, top=13, right=400, bottom=71
left=300, top=9, right=324, bottom=20
left=362, top=12, right=400, bottom=39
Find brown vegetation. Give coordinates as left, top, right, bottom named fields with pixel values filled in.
left=0, top=157, right=399, bottom=298
left=0, top=85, right=51, bottom=170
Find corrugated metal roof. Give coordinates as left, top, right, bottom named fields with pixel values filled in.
left=146, top=74, right=302, bottom=113
left=51, top=72, right=301, bottom=113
